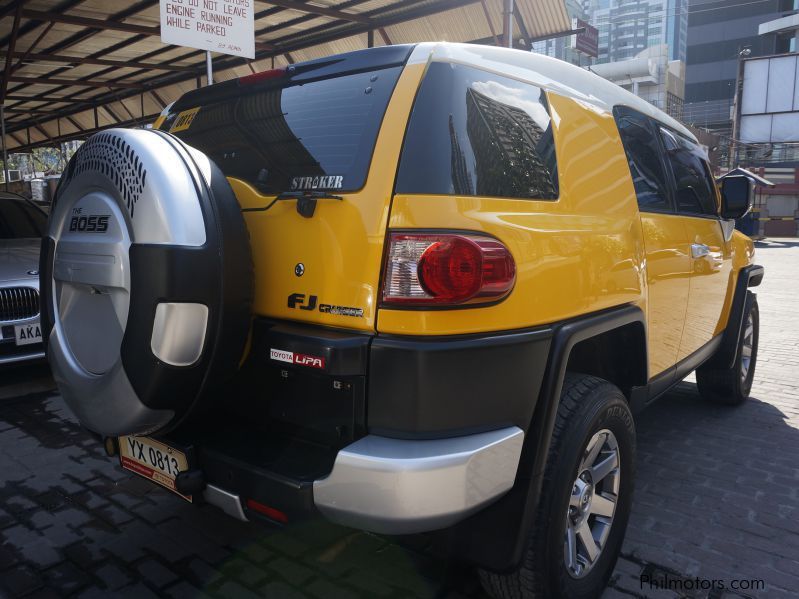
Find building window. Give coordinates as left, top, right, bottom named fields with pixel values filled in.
left=776, top=31, right=796, bottom=53
left=666, top=93, right=684, bottom=120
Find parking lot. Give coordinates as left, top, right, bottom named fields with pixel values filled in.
left=0, top=239, right=796, bottom=599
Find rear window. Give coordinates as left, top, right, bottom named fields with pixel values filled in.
left=395, top=62, right=558, bottom=199
left=167, top=66, right=403, bottom=194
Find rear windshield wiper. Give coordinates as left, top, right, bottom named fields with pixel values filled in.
left=241, top=189, right=343, bottom=218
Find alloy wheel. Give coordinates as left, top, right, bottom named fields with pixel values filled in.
left=564, top=428, right=621, bottom=578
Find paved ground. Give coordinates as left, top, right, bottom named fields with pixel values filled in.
left=1, top=239, right=798, bottom=599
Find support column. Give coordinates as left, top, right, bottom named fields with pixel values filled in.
left=1, top=105, right=8, bottom=192
left=504, top=0, right=514, bottom=48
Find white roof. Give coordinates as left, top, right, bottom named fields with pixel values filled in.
left=408, top=42, right=696, bottom=142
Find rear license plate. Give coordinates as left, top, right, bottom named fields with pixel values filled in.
left=119, top=436, right=192, bottom=501
left=14, top=321, right=42, bottom=346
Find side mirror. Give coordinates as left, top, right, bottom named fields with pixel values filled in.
left=720, top=175, right=754, bottom=220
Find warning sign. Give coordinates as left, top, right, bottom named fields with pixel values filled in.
left=160, top=0, right=255, bottom=59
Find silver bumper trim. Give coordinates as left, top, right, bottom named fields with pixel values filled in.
left=203, top=484, right=248, bottom=522
left=313, top=426, right=524, bottom=534
left=0, top=350, right=45, bottom=366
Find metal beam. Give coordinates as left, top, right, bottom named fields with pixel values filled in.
left=9, top=111, right=163, bottom=152
left=9, top=22, right=55, bottom=75
left=65, top=116, right=81, bottom=131
left=6, top=51, right=194, bottom=72
left=0, top=1, right=23, bottom=20
left=149, top=89, right=167, bottom=109
left=6, top=94, right=100, bottom=105
left=5, top=0, right=482, bottom=135
left=479, top=0, right=499, bottom=46
left=17, top=9, right=274, bottom=50
left=100, top=104, right=123, bottom=124
left=32, top=122, right=50, bottom=140
left=116, top=97, right=137, bottom=122
left=0, top=0, right=84, bottom=48
left=19, top=9, right=160, bottom=36
left=5, top=75, right=144, bottom=90
left=13, top=0, right=375, bottom=107
left=1, top=4, right=22, bottom=104
left=264, top=0, right=371, bottom=24
left=3, top=2, right=157, bottom=99
left=2, top=108, right=52, bottom=114
left=512, top=3, right=530, bottom=46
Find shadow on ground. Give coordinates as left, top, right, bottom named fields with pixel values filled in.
left=0, top=376, right=796, bottom=598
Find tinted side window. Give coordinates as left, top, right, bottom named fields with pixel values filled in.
left=613, top=107, right=671, bottom=212
left=659, top=128, right=717, bottom=216
left=396, top=63, right=558, bottom=199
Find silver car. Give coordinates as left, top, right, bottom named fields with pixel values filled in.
left=0, top=191, right=46, bottom=365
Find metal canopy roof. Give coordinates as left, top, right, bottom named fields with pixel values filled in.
left=0, top=0, right=571, bottom=153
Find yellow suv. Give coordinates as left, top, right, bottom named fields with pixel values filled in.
left=41, top=43, right=763, bottom=598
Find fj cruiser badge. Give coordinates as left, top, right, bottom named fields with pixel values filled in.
left=287, top=293, right=364, bottom=318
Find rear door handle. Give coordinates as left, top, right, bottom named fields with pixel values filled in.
left=691, top=243, right=710, bottom=259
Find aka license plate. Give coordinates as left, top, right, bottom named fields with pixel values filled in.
left=119, top=436, right=192, bottom=501
left=15, top=321, right=42, bottom=346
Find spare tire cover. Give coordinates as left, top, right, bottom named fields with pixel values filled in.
left=40, top=128, right=253, bottom=437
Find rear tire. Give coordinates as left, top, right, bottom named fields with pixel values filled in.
left=696, top=297, right=759, bottom=406
left=479, top=374, right=635, bottom=599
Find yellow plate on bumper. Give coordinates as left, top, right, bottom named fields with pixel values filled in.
left=119, top=435, right=192, bottom=501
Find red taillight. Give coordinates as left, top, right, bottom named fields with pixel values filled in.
left=245, top=499, right=289, bottom=523
left=382, top=233, right=516, bottom=306
left=239, top=68, right=286, bottom=86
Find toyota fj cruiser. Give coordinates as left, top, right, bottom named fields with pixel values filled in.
left=41, top=43, right=763, bottom=598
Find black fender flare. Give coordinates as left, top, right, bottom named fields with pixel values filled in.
left=442, top=303, right=647, bottom=571
left=704, top=264, right=763, bottom=371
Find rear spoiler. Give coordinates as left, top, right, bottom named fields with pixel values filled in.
left=171, top=44, right=416, bottom=113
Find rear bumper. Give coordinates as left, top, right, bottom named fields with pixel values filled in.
left=198, top=426, right=524, bottom=534
left=313, top=426, right=524, bottom=534
left=170, top=320, right=547, bottom=534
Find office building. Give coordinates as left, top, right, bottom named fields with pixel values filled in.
left=683, top=0, right=791, bottom=133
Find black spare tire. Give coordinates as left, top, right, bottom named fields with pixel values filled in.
left=40, top=128, right=253, bottom=436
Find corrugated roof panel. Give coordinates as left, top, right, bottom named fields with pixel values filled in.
left=2, top=0, right=574, bottom=150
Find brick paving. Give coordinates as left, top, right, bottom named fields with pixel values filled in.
left=0, top=239, right=797, bottom=598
